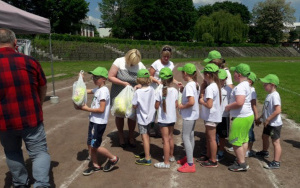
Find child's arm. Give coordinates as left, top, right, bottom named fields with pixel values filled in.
left=155, top=101, right=160, bottom=110
left=179, top=96, right=194, bottom=109
left=80, top=100, right=106, bottom=113
left=225, top=95, right=245, bottom=111
left=251, top=99, right=259, bottom=124
left=264, top=105, right=281, bottom=127
left=175, top=100, right=178, bottom=108
left=86, top=89, right=93, bottom=94
left=199, top=98, right=213, bottom=109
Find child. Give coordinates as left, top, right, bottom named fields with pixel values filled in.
left=176, top=63, right=200, bottom=173
left=154, top=67, right=178, bottom=169
left=78, top=67, right=119, bottom=176
left=256, top=74, right=282, bottom=169
left=198, top=64, right=222, bottom=168
left=216, top=69, right=232, bottom=161
left=246, top=72, right=259, bottom=157
left=132, top=69, right=156, bottom=166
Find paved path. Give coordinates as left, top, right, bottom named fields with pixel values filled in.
left=1, top=62, right=299, bottom=188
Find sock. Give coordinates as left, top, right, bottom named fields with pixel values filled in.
left=110, top=156, right=117, bottom=162
left=188, top=163, right=193, bottom=166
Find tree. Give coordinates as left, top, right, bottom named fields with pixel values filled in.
left=98, top=0, right=197, bottom=41
left=288, top=30, right=299, bottom=42
left=3, top=0, right=89, bottom=34
left=250, top=0, right=296, bottom=44
left=194, top=10, right=248, bottom=44
left=197, top=1, right=251, bottom=24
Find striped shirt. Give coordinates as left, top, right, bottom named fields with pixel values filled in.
left=0, top=47, right=46, bottom=131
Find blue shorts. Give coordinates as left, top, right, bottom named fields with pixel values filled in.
left=158, top=122, right=175, bottom=127
left=87, top=122, right=106, bottom=148
left=248, top=123, right=255, bottom=143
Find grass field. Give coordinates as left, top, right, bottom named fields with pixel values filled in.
left=41, top=57, right=300, bottom=123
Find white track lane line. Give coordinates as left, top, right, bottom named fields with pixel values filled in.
left=59, top=129, right=116, bottom=188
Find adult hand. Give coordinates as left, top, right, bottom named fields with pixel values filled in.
left=124, top=82, right=130, bottom=87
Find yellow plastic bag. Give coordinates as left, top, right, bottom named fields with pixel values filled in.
left=72, top=70, right=87, bottom=106
left=111, top=86, right=135, bottom=119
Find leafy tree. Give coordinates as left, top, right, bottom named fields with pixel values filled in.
left=98, top=0, right=197, bottom=41
left=250, top=0, right=296, bottom=44
left=288, top=30, right=299, bottom=42
left=194, top=10, right=248, bottom=44
left=3, top=0, right=89, bottom=34
left=198, top=1, right=251, bottom=24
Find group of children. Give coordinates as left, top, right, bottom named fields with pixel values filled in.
left=75, top=55, right=283, bottom=175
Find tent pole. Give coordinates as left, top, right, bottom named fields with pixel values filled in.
left=49, top=33, right=55, bottom=96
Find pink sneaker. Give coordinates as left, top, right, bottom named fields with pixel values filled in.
left=177, top=156, right=187, bottom=165
left=177, top=163, right=196, bottom=173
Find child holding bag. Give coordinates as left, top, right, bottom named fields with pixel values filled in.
left=154, top=68, right=178, bottom=169
left=132, top=69, right=156, bottom=166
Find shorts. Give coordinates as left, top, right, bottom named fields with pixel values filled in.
left=138, top=123, right=151, bottom=134
left=248, top=123, right=255, bottom=143
left=158, top=122, right=175, bottom=127
left=263, top=125, right=282, bottom=140
left=204, top=121, right=217, bottom=127
left=229, top=115, right=254, bottom=147
left=87, top=122, right=107, bottom=148
left=217, top=117, right=230, bottom=138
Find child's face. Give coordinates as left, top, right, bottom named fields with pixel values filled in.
left=220, top=78, right=227, bottom=86
left=204, top=73, right=211, bottom=83
left=263, top=83, right=273, bottom=93
left=181, top=71, right=188, bottom=81
left=92, top=76, right=106, bottom=86
left=247, top=79, right=253, bottom=86
left=233, top=71, right=240, bottom=82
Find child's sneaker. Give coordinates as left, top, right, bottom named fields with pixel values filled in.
left=162, top=156, right=175, bottom=162
left=245, top=150, right=255, bottom=157
left=177, top=163, right=196, bottom=173
left=135, top=158, right=151, bottom=166
left=103, top=156, right=120, bottom=172
left=228, top=161, right=248, bottom=172
left=134, top=152, right=145, bottom=158
left=200, top=160, right=218, bottom=168
left=264, top=160, right=280, bottom=169
left=196, top=155, right=208, bottom=163
left=177, top=156, right=187, bottom=165
left=82, top=166, right=101, bottom=176
left=255, top=150, right=269, bottom=158
left=154, top=162, right=170, bottom=169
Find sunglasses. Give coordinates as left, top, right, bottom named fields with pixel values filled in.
left=162, top=47, right=172, bottom=52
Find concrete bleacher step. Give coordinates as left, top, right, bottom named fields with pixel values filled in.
left=227, top=47, right=245, bottom=57
left=286, top=47, right=300, bottom=56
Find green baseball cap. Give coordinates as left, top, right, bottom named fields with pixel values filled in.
left=201, top=63, right=219, bottom=73
left=230, top=63, right=251, bottom=77
left=218, top=69, right=228, bottom=80
left=177, top=63, right=196, bottom=75
left=159, top=67, right=173, bottom=80
left=248, top=72, right=257, bottom=83
left=259, top=74, right=279, bottom=86
left=203, top=50, right=222, bottom=63
left=88, top=67, right=108, bottom=78
left=137, top=69, right=150, bottom=78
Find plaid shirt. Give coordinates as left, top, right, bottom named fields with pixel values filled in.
left=0, top=47, right=47, bottom=131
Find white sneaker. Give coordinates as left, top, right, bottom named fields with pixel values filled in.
left=162, top=156, right=175, bottom=162
left=154, top=162, right=170, bottom=169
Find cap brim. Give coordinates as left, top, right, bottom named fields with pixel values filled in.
left=88, top=71, right=93, bottom=74
left=177, top=67, right=183, bottom=71
left=203, top=58, right=211, bottom=63
left=259, top=78, right=269, bottom=83
left=230, top=67, right=236, bottom=72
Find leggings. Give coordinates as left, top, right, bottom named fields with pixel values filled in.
left=182, top=119, right=196, bottom=164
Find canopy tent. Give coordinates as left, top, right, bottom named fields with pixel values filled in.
left=0, top=1, right=57, bottom=98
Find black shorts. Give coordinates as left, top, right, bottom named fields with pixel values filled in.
left=263, top=125, right=282, bottom=140
left=217, top=117, right=230, bottom=138
left=87, top=122, right=107, bottom=148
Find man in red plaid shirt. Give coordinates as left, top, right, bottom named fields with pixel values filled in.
left=0, top=28, right=50, bottom=188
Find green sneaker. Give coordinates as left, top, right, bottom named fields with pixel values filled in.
left=135, top=158, right=151, bottom=166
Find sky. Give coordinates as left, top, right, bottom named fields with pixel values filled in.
left=85, top=0, right=300, bottom=28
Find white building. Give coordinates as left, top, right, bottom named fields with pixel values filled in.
left=97, top=28, right=111, bottom=38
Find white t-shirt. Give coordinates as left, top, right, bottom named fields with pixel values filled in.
left=132, top=87, right=156, bottom=125
left=89, top=86, right=110, bottom=124
left=250, top=87, right=257, bottom=100
left=200, top=82, right=222, bottom=123
left=151, top=59, right=174, bottom=81
left=155, top=87, right=178, bottom=123
left=221, top=85, right=232, bottom=117
left=263, top=91, right=282, bottom=126
left=180, top=81, right=200, bottom=120
left=113, top=57, right=146, bottom=73
left=224, top=68, right=233, bottom=86
left=229, top=81, right=253, bottom=118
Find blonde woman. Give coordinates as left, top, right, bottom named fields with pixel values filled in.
left=108, top=49, right=146, bottom=148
